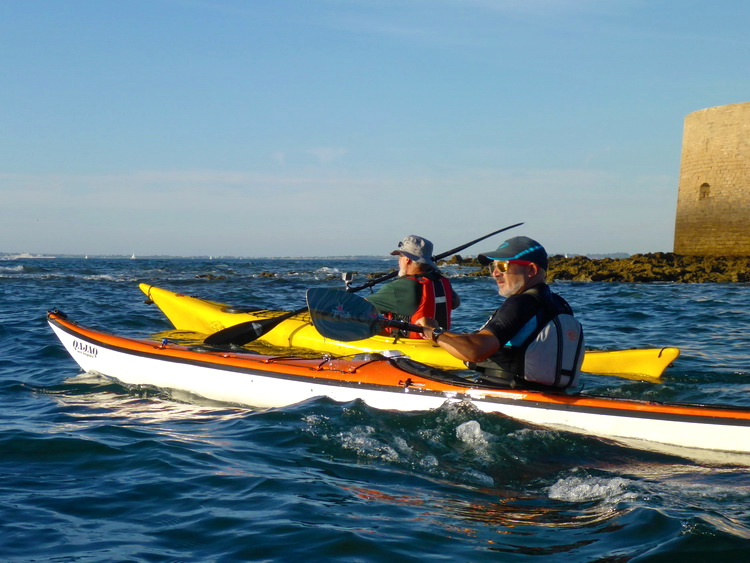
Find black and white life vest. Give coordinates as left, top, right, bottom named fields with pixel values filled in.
left=521, top=302, right=585, bottom=388
left=472, top=288, right=585, bottom=389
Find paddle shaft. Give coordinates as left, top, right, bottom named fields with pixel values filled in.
left=345, top=222, right=524, bottom=293
left=204, top=223, right=523, bottom=345
left=378, top=318, right=425, bottom=335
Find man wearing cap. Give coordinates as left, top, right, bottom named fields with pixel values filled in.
left=419, top=236, right=583, bottom=389
left=366, top=235, right=460, bottom=338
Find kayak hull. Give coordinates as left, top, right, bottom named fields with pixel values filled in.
left=139, top=284, right=679, bottom=379
left=48, top=311, right=750, bottom=465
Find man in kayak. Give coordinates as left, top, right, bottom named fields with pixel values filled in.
left=418, top=236, right=584, bottom=389
left=366, top=235, right=460, bottom=338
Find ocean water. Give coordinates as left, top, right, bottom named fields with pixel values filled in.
left=1, top=257, right=749, bottom=561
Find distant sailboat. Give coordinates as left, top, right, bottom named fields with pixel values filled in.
left=131, top=253, right=136, bottom=259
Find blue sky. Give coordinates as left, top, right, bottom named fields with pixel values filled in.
left=2, top=0, right=749, bottom=257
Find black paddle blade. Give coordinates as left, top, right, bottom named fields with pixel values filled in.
left=203, top=319, right=268, bottom=346
left=306, top=288, right=383, bottom=342
left=203, top=308, right=302, bottom=346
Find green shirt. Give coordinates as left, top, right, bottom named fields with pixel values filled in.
left=365, top=277, right=420, bottom=317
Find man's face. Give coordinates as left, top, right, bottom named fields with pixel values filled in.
left=397, top=254, right=409, bottom=277
left=490, top=261, right=533, bottom=297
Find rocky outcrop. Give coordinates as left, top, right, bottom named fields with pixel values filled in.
left=439, top=253, right=750, bottom=283
left=547, top=253, right=750, bottom=283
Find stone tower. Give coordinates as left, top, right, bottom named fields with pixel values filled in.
left=673, top=102, right=750, bottom=255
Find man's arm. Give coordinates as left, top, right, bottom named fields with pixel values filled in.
left=419, top=322, right=501, bottom=363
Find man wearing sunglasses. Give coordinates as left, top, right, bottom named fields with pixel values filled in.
left=366, top=235, right=461, bottom=338
left=419, top=236, right=583, bottom=389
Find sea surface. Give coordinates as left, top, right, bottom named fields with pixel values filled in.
left=1, top=257, right=749, bottom=561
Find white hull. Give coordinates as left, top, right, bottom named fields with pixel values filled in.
left=48, top=315, right=750, bottom=465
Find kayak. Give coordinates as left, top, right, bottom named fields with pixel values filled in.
left=139, top=284, right=679, bottom=379
left=47, top=310, right=750, bottom=465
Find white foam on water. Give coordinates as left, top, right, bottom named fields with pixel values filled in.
left=548, top=475, right=637, bottom=504
left=0, top=264, right=24, bottom=273
left=456, top=420, right=489, bottom=447
left=456, top=420, right=494, bottom=463
left=339, top=425, right=400, bottom=462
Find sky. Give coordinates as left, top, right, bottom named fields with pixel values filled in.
left=2, top=0, right=749, bottom=257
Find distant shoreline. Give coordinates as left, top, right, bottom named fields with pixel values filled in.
left=442, top=253, right=750, bottom=283
left=0, top=254, right=390, bottom=260
left=3, top=252, right=749, bottom=283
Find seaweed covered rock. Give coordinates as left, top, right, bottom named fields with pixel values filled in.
left=439, top=253, right=750, bottom=283
left=547, top=253, right=750, bottom=283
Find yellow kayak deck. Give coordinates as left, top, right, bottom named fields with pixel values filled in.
left=140, top=284, right=679, bottom=379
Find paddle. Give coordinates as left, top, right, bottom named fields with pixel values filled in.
left=203, top=223, right=523, bottom=346
left=203, top=305, right=309, bottom=345
left=306, top=288, right=423, bottom=342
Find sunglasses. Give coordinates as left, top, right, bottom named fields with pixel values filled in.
left=490, top=260, right=533, bottom=273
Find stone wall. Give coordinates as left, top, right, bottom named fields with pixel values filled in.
left=673, top=102, right=750, bottom=255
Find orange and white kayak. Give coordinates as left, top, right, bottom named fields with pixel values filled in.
left=48, top=310, right=750, bottom=465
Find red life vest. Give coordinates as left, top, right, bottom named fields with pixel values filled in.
left=385, top=274, right=454, bottom=339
